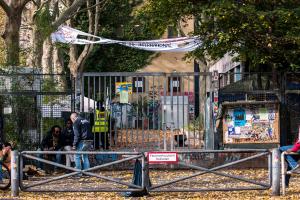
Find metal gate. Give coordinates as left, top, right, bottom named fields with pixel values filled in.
left=80, top=72, right=213, bottom=151
left=0, top=72, right=74, bottom=150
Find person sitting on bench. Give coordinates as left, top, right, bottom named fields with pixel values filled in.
left=279, top=125, right=300, bottom=187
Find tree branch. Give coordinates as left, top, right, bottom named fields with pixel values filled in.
left=52, top=0, right=86, bottom=30
left=21, top=0, right=32, bottom=7
left=71, top=0, right=107, bottom=17
left=0, top=0, right=12, bottom=16
left=77, top=0, right=102, bottom=75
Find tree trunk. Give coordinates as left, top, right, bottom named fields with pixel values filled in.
left=41, top=37, right=53, bottom=74
left=30, top=23, right=44, bottom=68
left=2, top=13, right=22, bottom=66
left=53, top=46, right=67, bottom=88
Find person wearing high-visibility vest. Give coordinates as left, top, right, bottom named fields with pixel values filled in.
left=92, top=103, right=110, bottom=150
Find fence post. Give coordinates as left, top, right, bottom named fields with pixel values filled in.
left=271, top=148, right=280, bottom=196
left=11, top=150, right=19, bottom=197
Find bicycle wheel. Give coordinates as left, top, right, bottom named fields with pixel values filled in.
left=0, top=163, right=11, bottom=190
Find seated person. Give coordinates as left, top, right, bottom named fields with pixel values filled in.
left=279, top=125, right=300, bottom=187
left=0, top=142, right=12, bottom=183
left=62, top=119, right=74, bottom=167
left=38, top=125, right=64, bottom=172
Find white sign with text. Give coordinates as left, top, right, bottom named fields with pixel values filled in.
left=148, top=152, right=178, bottom=164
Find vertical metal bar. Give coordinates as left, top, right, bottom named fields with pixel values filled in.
left=152, top=75, right=155, bottom=141
left=87, top=76, right=90, bottom=112
left=125, top=76, right=129, bottom=147
left=182, top=76, right=187, bottom=149
left=141, top=76, right=145, bottom=149
left=131, top=76, right=134, bottom=149
left=198, top=73, right=202, bottom=149
left=187, top=75, right=192, bottom=148
left=157, top=76, right=161, bottom=149
left=107, top=76, right=112, bottom=150
left=202, top=75, right=204, bottom=149
left=268, top=151, right=272, bottom=186
left=136, top=75, right=139, bottom=150
left=93, top=76, right=96, bottom=149
left=272, top=148, right=280, bottom=196
left=98, top=76, right=101, bottom=149
left=114, top=76, right=117, bottom=149
left=81, top=76, right=85, bottom=113
left=176, top=75, right=179, bottom=149
left=146, top=76, right=150, bottom=149
left=170, top=75, right=174, bottom=150
left=163, top=75, right=167, bottom=151
left=11, top=150, right=19, bottom=197
left=93, top=76, right=96, bottom=111
left=19, top=153, right=24, bottom=188
left=281, top=151, right=286, bottom=195
left=103, top=76, right=107, bottom=150
left=208, top=74, right=214, bottom=149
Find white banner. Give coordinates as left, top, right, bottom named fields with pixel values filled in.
left=51, top=26, right=201, bottom=52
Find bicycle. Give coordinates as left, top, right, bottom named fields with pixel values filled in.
left=0, top=161, right=11, bottom=190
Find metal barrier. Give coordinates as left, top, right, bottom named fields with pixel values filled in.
left=11, top=149, right=281, bottom=197
left=148, top=149, right=275, bottom=193
left=18, top=151, right=145, bottom=193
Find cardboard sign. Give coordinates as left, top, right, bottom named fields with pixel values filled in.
left=148, top=152, right=178, bottom=164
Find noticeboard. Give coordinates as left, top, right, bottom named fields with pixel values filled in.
left=223, top=103, right=279, bottom=144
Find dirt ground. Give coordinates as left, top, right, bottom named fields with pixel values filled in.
left=1, top=169, right=300, bottom=199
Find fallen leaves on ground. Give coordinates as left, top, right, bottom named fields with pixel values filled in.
left=1, top=169, right=300, bottom=199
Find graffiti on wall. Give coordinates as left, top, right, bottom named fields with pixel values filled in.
left=223, top=104, right=279, bottom=144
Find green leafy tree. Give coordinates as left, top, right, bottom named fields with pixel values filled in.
left=79, top=0, right=159, bottom=72
left=138, top=0, right=300, bottom=71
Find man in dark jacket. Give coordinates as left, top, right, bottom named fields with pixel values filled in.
left=70, top=112, right=93, bottom=170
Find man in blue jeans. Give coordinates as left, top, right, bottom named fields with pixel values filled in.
left=279, top=129, right=300, bottom=187
left=70, top=112, right=93, bottom=171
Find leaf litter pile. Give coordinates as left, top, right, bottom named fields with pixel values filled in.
left=1, top=168, right=300, bottom=199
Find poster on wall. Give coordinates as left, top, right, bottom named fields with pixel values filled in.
left=116, top=82, right=132, bottom=95
left=223, top=104, right=279, bottom=144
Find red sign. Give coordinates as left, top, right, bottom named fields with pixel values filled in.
left=148, top=152, right=178, bottom=164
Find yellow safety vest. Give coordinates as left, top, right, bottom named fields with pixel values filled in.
left=92, top=109, right=109, bottom=133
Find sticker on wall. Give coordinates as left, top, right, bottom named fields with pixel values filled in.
left=234, top=108, right=246, bottom=127
left=228, top=126, right=235, bottom=135
left=268, top=112, right=275, bottom=121
left=259, top=108, right=268, bottom=121
left=246, top=110, right=253, bottom=120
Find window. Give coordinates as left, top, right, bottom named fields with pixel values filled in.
left=167, top=26, right=178, bottom=38
left=235, top=65, right=242, bottom=82
left=229, top=69, right=235, bottom=84
left=168, top=77, right=181, bottom=92
left=132, top=77, right=145, bottom=92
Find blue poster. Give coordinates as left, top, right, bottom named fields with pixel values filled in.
left=228, top=126, right=235, bottom=135
left=234, top=108, right=246, bottom=127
